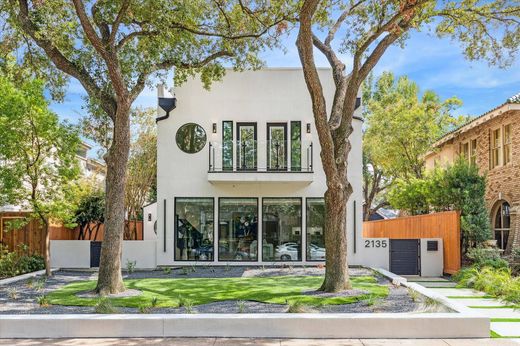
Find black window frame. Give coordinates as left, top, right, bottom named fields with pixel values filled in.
left=266, top=122, right=288, bottom=171
left=174, top=197, right=215, bottom=262
left=217, top=197, right=260, bottom=262
left=236, top=122, right=257, bottom=171
left=305, top=197, right=326, bottom=262
left=262, top=197, right=303, bottom=262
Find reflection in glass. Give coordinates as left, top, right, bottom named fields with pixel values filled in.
left=263, top=198, right=302, bottom=261
left=237, top=123, right=257, bottom=170
left=291, top=121, right=301, bottom=171
left=176, top=123, right=207, bottom=153
left=306, top=198, right=326, bottom=261
left=223, top=121, right=233, bottom=171
left=218, top=198, right=258, bottom=261
left=494, top=201, right=511, bottom=250
left=267, top=124, right=287, bottom=171
left=175, top=198, right=214, bottom=261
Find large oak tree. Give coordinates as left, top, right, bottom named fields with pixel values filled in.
left=296, top=0, right=518, bottom=292
left=2, top=0, right=292, bottom=294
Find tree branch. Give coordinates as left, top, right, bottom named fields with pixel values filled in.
left=109, top=0, right=131, bottom=45
left=12, top=0, right=116, bottom=117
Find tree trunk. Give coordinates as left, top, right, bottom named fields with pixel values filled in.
left=44, top=221, right=51, bottom=277
left=320, top=182, right=352, bottom=292
left=95, top=102, right=131, bottom=295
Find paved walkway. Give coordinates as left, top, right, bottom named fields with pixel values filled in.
left=411, top=278, right=520, bottom=339
left=0, top=338, right=519, bottom=345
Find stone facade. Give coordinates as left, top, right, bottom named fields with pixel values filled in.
left=425, top=101, right=520, bottom=253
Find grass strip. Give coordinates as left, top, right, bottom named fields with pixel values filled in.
left=491, top=318, right=520, bottom=322
left=47, top=275, right=389, bottom=308
left=447, top=295, right=494, bottom=299
left=469, top=305, right=518, bottom=309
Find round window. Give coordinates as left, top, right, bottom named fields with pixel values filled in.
left=175, top=123, right=207, bottom=153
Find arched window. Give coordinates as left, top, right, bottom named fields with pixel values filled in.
left=493, top=201, right=510, bottom=250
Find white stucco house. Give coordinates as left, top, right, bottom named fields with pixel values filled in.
left=153, top=68, right=368, bottom=266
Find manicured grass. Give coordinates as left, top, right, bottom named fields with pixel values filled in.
left=47, top=275, right=388, bottom=308
left=490, top=330, right=520, bottom=339
left=469, top=305, right=519, bottom=309
left=447, top=296, right=488, bottom=299
left=491, top=318, right=520, bottom=322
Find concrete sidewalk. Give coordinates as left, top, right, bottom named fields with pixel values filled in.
left=0, top=338, right=519, bottom=346
left=411, top=279, right=520, bottom=339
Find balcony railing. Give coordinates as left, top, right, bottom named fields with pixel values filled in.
left=208, top=140, right=313, bottom=173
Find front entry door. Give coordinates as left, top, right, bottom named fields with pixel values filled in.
left=237, top=123, right=257, bottom=171
left=390, top=239, right=420, bottom=275
left=267, top=123, right=287, bottom=171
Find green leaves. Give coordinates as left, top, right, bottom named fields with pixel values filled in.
left=0, top=75, right=81, bottom=223
left=388, top=158, right=491, bottom=246
left=364, top=71, right=466, bottom=181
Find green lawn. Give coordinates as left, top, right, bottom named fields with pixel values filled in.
left=47, top=275, right=388, bottom=308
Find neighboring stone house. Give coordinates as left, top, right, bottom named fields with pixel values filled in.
left=425, top=93, right=520, bottom=253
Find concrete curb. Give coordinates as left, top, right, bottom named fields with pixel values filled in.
left=0, top=313, right=490, bottom=339
left=0, top=268, right=60, bottom=286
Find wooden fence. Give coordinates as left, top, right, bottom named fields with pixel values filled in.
left=0, top=212, right=142, bottom=256
left=363, top=211, right=461, bottom=274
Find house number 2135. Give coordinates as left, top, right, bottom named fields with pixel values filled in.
left=364, top=240, right=388, bottom=248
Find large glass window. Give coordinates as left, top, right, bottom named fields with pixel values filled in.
left=291, top=121, right=301, bottom=171
left=306, top=198, right=326, bottom=261
left=176, top=123, right=207, bottom=154
left=262, top=198, right=302, bottom=261
left=218, top=198, right=258, bottom=261
left=222, top=121, right=233, bottom=171
left=175, top=198, right=214, bottom=261
left=494, top=201, right=510, bottom=250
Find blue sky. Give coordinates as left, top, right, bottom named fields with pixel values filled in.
left=51, top=27, right=519, bottom=129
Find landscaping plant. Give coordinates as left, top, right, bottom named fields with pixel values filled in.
left=454, top=266, right=520, bottom=306
left=94, top=297, right=118, bottom=314
left=0, top=244, right=45, bottom=279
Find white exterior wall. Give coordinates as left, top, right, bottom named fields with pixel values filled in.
left=142, top=202, right=158, bottom=240
left=156, top=68, right=364, bottom=266
left=50, top=241, right=91, bottom=268
left=420, top=238, right=444, bottom=277
left=122, top=241, right=157, bottom=269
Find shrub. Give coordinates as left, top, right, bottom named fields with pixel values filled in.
left=237, top=300, right=246, bottom=313
left=0, top=244, right=45, bottom=279
left=94, top=297, right=118, bottom=314
left=7, top=288, right=19, bottom=300
left=286, top=300, right=310, bottom=313
left=454, top=266, right=520, bottom=306
left=467, top=247, right=508, bottom=269
left=36, top=295, right=49, bottom=307
left=125, top=260, right=136, bottom=274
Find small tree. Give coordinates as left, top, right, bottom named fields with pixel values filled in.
left=364, top=71, right=465, bottom=180
left=0, top=76, right=80, bottom=276
left=388, top=159, right=491, bottom=251
left=75, top=189, right=105, bottom=241
left=124, top=108, right=156, bottom=240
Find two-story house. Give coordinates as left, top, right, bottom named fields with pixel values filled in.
left=425, top=93, right=520, bottom=253
left=155, top=68, right=367, bottom=266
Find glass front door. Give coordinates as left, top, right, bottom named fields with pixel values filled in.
left=267, top=123, right=287, bottom=171
left=237, top=123, right=257, bottom=171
